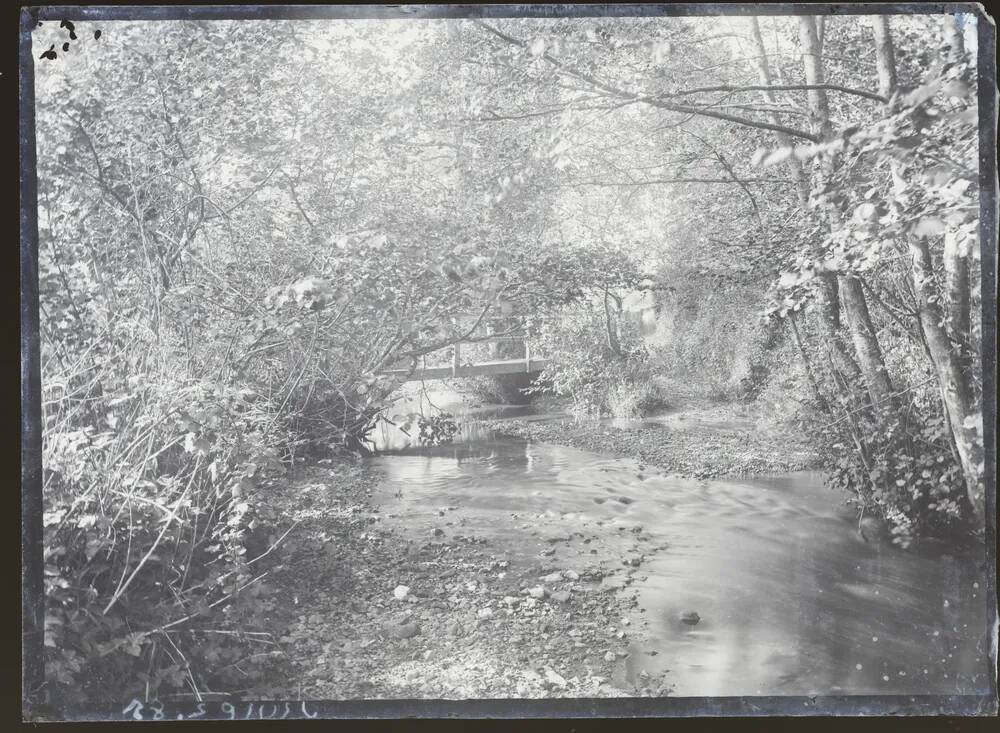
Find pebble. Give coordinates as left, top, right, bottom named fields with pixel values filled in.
left=604, top=651, right=616, bottom=662
left=544, top=668, right=567, bottom=687
left=542, top=572, right=564, bottom=583
left=393, top=585, right=410, bottom=600
left=551, top=590, right=571, bottom=603
left=528, top=586, right=548, bottom=599
left=384, top=622, right=421, bottom=639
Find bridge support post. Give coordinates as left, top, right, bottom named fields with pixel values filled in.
left=452, top=342, right=461, bottom=378
left=525, top=341, right=531, bottom=372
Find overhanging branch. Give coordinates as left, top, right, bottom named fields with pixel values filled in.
left=472, top=20, right=820, bottom=143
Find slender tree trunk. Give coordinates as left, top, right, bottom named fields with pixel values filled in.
left=603, top=287, right=621, bottom=356
left=943, top=230, right=971, bottom=347
left=942, top=14, right=967, bottom=64
left=909, top=235, right=984, bottom=523
left=939, top=20, right=973, bottom=368
left=798, top=17, right=834, bottom=140
left=840, top=275, right=895, bottom=409
left=751, top=17, right=861, bottom=400
left=749, top=17, right=811, bottom=207
left=816, top=273, right=863, bottom=383
left=799, top=16, right=894, bottom=410
left=870, top=16, right=898, bottom=98
left=788, top=310, right=830, bottom=412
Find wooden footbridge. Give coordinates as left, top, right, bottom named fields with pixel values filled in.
left=381, top=335, right=548, bottom=383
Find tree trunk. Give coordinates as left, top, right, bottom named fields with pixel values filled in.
left=798, top=17, right=834, bottom=141
left=816, top=273, right=863, bottom=384
left=869, top=16, right=898, bottom=98
left=939, top=17, right=973, bottom=371
left=603, top=288, right=621, bottom=356
left=943, top=230, right=971, bottom=347
left=788, top=310, right=830, bottom=412
left=799, top=16, right=893, bottom=411
left=909, top=235, right=984, bottom=523
left=942, top=14, right=967, bottom=64
left=749, top=17, right=811, bottom=207
left=839, top=275, right=895, bottom=409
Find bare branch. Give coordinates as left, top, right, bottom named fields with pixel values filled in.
left=472, top=20, right=820, bottom=143
left=657, top=83, right=887, bottom=104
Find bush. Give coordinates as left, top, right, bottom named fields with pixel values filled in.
left=42, top=373, right=291, bottom=704
left=463, top=374, right=535, bottom=405
left=807, top=381, right=973, bottom=547
left=528, top=306, right=668, bottom=418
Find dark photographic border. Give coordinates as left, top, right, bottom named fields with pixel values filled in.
left=19, top=2, right=998, bottom=721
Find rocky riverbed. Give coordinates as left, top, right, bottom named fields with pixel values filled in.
left=246, top=461, right=661, bottom=699
left=486, top=406, right=822, bottom=479
left=243, top=404, right=821, bottom=699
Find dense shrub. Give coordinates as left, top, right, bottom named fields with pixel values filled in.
left=42, top=372, right=292, bottom=704
left=529, top=306, right=669, bottom=418
left=805, top=369, right=975, bottom=547
left=463, top=374, right=536, bottom=405
left=647, top=274, right=777, bottom=404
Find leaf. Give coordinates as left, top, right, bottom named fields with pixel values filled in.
left=853, top=202, right=878, bottom=223
left=760, top=147, right=794, bottom=167
left=941, top=80, right=971, bottom=98
left=912, top=217, right=945, bottom=238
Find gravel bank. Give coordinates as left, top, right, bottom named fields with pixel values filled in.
left=246, top=461, right=663, bottom=699
left=485, top=406, right=822, bottom=479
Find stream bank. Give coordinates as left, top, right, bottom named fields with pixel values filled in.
left=487, top=404, right=823, bottom=480
left=240, top=400, right=987, bottom=700
left=250, top=461, right=651, bottom=699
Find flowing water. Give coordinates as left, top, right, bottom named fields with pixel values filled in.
left=365, top=394, right=992, bottom=697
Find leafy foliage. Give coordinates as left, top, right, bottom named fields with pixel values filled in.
left=32, top=12, right=985, bottom=703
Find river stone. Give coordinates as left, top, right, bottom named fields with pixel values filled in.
left=541, top=572, right=563, bottom=583
left=393, top=585, right=410, bottom=600
left=544, top=668, right=567, bottom=687
left=680, top=611, right=701, bottom=626
left=551, top=590, right=571, bottom=603
left=385, top=622, right=421, bottom=639
left=564, top=570, right=580, bottom=581
left=527, top=585, right=548, bottom=599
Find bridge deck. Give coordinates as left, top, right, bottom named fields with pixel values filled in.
left=384, top=357, right=549, bottom=382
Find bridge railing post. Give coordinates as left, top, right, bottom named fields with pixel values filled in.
left=524, top=341, right=531, bottom=372
left=452, top=342, right=461, bottom=378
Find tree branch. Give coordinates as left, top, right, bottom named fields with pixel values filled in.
left=547, top=176, right=794, bottom=188
left=657, top=83, right=887, bottom=104
left=472, top=20, right=820, bottom=143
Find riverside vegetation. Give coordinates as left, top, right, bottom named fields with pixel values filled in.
left=30, top=13, right=988, bottom=706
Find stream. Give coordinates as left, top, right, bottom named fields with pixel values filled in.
left=364, top=395, right=991, bottom=697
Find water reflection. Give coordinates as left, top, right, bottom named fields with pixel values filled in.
left=368, top=421, right=991, bottom=696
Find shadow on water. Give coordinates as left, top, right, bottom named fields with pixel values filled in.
left=366, top=393, right=991, bottom=696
